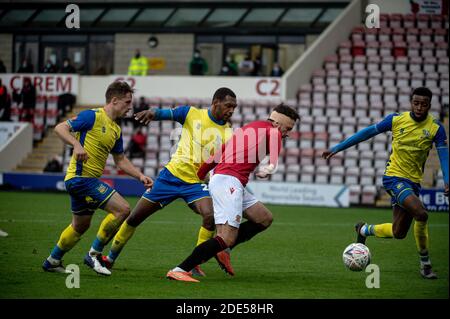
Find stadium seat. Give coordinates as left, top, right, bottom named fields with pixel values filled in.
left=361, top=185, right=377, bottom=205
left=349, top=185, right=362, bottom=204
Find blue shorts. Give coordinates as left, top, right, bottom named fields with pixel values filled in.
left=142, top=168, right=210, bottom=207
left=382, top=175, right=421, bottom=207
left=65, top=177, right=115, bottom=214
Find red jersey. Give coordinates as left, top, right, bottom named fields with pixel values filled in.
left=198, top=120, right=282, bottom=186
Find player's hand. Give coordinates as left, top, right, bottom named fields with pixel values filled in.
left=140, top=175, right=153, bottom=189
left=322, top=150, right=336, bottom=160
left=73, top=145, right=89, bottom=162
left=445, top=184, right=449, bottom=197
left=134, top=110, right=155, bottom=125
left=256, top=164, right=275, bottom=179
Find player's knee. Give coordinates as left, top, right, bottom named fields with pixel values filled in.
left=202, top=214, right=215, bottom=230
left=393, top=229, right=407, bottom=239
left=415, top=211, right=428, bottom=222
left=117, top=203, right=131, bottom=219
left=221, top=235, right=236, bottom=248
left=259, top=212, right=273, bottom=229
left=72, top=221, right=90, bottom=234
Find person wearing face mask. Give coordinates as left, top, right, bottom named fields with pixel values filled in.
left=128, top=49, right=148, bottom=76
left=270, top=62, right=284, bottom=77
left=17, top=59, right=34, bottom=73
left=189, top=49, right=208, bottom=76
left=61, top=58, right=76, bottom=73
left=43, top=59, right=58, bottom=73
left=224, top=55, right=238, bottom=76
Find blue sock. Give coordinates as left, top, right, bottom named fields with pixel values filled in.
left=91, top=237, right=105, bottom=253
left=108, top=250, right=120, bottom=262
left=361, top=224, right=375, bottom=236
left=50, top=245, right=65, bottom=260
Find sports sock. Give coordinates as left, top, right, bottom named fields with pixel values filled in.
left=107, top=221, right=136, bottom=262
left=90, top=213, right=122, bottom=255
left=230, top=221, right=265, bottom=249
left=367, top=223, right=393, bottom=238
left=178, top=236, right=227, bottom=272
left=414, top=220, right=429, bottom=255
left=196, top=226, right=215, bottom=246
left=49, top=224, right=82, bottom=262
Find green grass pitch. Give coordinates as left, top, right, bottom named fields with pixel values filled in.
left=0, top=191, right=448, bottom=299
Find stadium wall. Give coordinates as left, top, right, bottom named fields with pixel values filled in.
left=0, top=123, right=32, bottom=172
left=78, top=75, right=282, bottom=105
left=114, top=33, right=194, bottom=75
left=282, top=0, right=362, bottom=100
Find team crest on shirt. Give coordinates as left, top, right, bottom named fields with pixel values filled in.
left=230, top=187, right=235, bottom=194
left=97, top=184, right=107, bottom=194
left=399, top=128, right=405, bottom=134
left=421, top=129, right=431, bottom=139
left=235, top=215, right=241, bottom=223
left=396, top=183, right=404, bottom=190
left=102, top=126, right=106, bottom=133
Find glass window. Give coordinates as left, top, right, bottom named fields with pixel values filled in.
left=97, top=8, right=139, bottom=27
left=239, top=8, right=284, bottom=27
left=315, top=8, right=343, bottom=27
left=29, top=9, right=66, bottom=27
left=278, top=8, right=322, bottom=27
left=80, top=8, right=104, bottom=28
left=203, top=8, right=247, bottom=27
left=0, top=9, right=36, bottom=26
left=165, top=8, right=210, bottom=27
left=89, top=41, right=114, bottom=75
left=14, top=41, right=39, bottom=73
left=130, top=8, right=174, bottom=27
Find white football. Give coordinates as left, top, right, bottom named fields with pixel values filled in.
left=343, top=243, right=371, bottom=271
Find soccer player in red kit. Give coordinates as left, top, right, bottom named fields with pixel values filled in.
left=166, top=104, right=299, bottom=282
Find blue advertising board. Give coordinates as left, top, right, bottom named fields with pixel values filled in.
left=419, top=189, right=449, bottom=212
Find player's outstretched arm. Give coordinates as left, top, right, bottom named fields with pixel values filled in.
left=112, top=153, right=153, bottom=188
left=134, top=105, right=191, bottom=125
left=54, top=121, right=88, bottom=162
left=134, top=109, right=156, bottom=125
left=322, top=113, right=396, bottom=160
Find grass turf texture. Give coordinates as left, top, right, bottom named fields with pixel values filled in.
left=0, top=191, right=448, bottom=299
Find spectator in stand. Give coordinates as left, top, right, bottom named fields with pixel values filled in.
left=127, top=128, right=146, bottom=159
left=19, top=78, right=36, bottom=122
left=0, top=60, right=6, bottom=73
left=270, top=63, right=284, bottom=77
left=252, top=55, right=262, bottom=76
left=225, top=55, right=238, bottom=75
left=61, top=58, right=76, bottom=74
left=17, top=59, right=34, bottom=73
left=218, top=64, right=235, bottom=76
left=238, top=55, right=255, bottom=76
left=43, top=155, right=63, bottom=173
left=0, top=79, right=11, bottom=121
left=189, top=49, right=208, bottom=76
left=43, top=59, right=58, bottom=73
left=128, top=49, right=148, bottom=76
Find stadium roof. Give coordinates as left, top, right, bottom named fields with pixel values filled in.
left=0, top=1, right=349, bottom=34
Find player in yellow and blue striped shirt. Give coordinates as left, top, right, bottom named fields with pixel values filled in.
left=42, top=81, right=153, bottom=276
left=323, top=87, right=449, bottom=279
left=102, top=87, right=237, bottom=277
